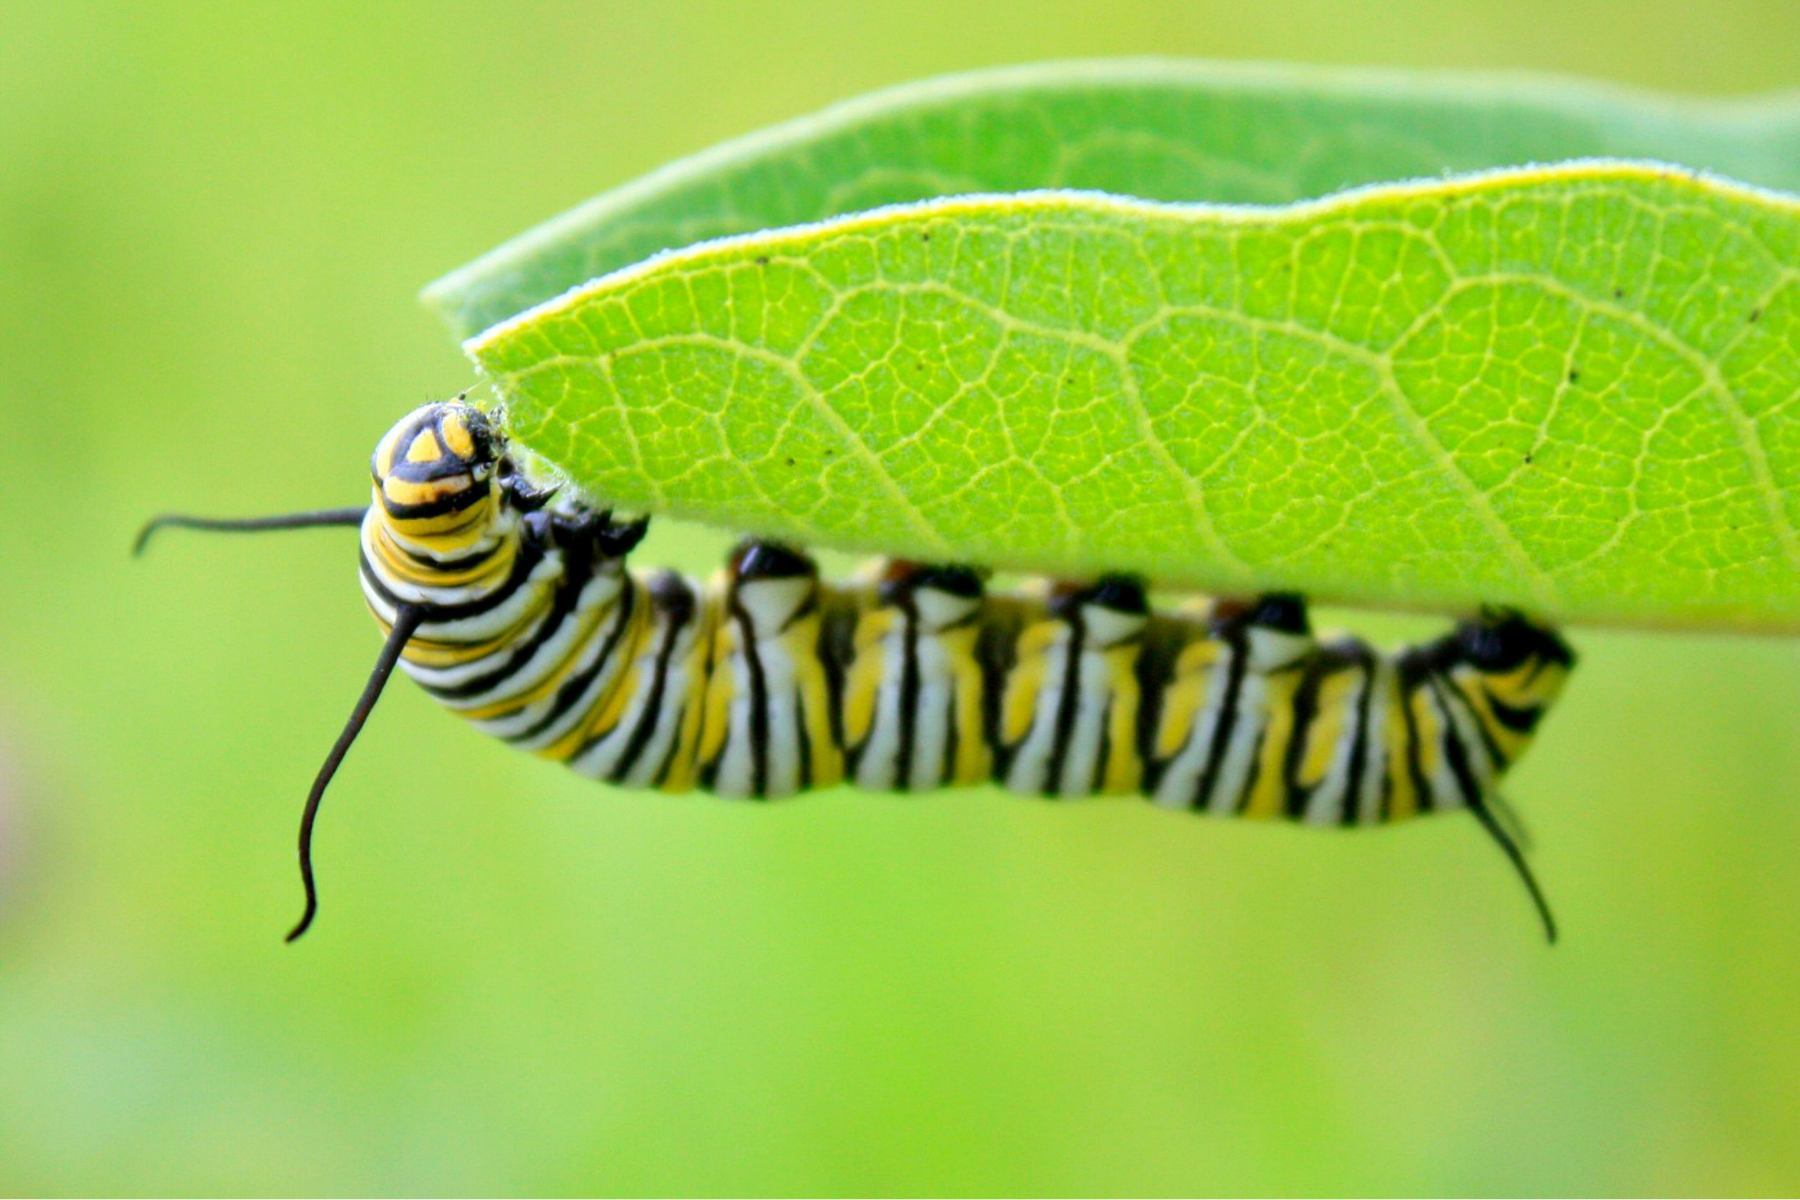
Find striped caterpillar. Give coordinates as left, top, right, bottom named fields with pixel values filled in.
left=139, top=400, right=1576, bottom=942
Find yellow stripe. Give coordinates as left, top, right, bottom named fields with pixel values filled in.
left=374, top=424, right=403, bottom=477
left=1240, top=670, right=1302, bottom=819
left=1382, top=675, right=1420, bottom=822
left=696, top=614, right=735, bottom=769
left=1155, top=638, right=1220, bottom=760
left=1295, top=669, right=1358, bottom=790
left=405, top=430, right=444, bottom=464
left=1101, top=645, right=1142, bottom=794
left=659, top=600, right=719, bottom=792
left=440, top=413, right=476, bottom=459
left=785, top=614, right=843, bottom=788
left=1002, top=621, right=1059, bottom=746
left=542, top=593, right=656, bottom=758
left=943, top=625, right=991, bottom=784
left=841, top=609, right=893, bottom=749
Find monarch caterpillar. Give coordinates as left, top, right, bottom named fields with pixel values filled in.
left=139, top=399, right=1577, bottom=943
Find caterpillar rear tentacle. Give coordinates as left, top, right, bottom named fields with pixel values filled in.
left=141, top=400, right=1578, bottom=941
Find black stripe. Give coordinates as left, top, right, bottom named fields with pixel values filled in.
left=928, top=607, right=981, bottom=786
left=1395, top=664, right=1435, bottom=817
left=1430, top=679, right=1487, bottom=810
left=1282, top=657, right=1327, bottom=819
left=601, top=575, right=695, bottom=781
left=794, top=681, right=813, bottom=792
left=378, top=483, right=491, bottom=522
left=503, top=577, right=637, bottom=744
left=1190, top=629, right=1248, bottom=810
left=895, top=599, right=922, bottom=792
left=1339, top=645, right=1376, bottom=827
left=654, top=579, right=708, bottom=788
left=733, top=601, right=772, bottom=798
left=792, top=588, right=822, bottom=792
left=819, top=594, right=855, bottom=758
left=939, top=675, right=960, bottom=787
left=419, top=546, right=599, bottom=702
left=979, top=606, right=1022, bottom=781
left=1486, top=693, right=1544, bottom=735
left=697, top=617, right=724, bottom=793
left=361, top=536, right=546, bottom=624
left=1134, top=618, right=1182, bottom=794
left=1091, top=692, right=1113, bottom=795
left=370, top=410, right=438, bottom=483
left=651, top=706, right=690, bottom=789
left=1234, top=721, right=1268, bottom=814
left=1442, top=677, right=1511, bottom=772
left=1091, top=630, right=1145, bottom=796
left=1042, top=614, right=1087, bottom=797
left=398, top=539, right=500, bottom=574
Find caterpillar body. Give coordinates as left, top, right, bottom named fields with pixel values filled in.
left=139, top=400, right=1576, bottom=941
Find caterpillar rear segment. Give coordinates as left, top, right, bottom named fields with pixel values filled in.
left=140, top=399, right=1577, bottom=941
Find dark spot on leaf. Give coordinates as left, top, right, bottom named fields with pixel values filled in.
left=755, top=256, right=769, bottom=265
left=1568, top=368, right=1581, bottom=383
left=785, top=457, right=795, bottom=466
left=922, top=232, right=931, bottom=242
left=1613, top=287, right=1625, bottom=299
left=1750, top=308, right=1762, bottom=322
left=1524, top=453, right=1534, bottom=465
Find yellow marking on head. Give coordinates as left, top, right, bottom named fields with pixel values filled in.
left=440, top=414, right=476, bottom=460
left=382, top=474, right=471, bottom=509
left=406, top=429, right=445, bottom=464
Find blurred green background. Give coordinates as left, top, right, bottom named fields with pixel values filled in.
left=5, top=1, right=1800, bottom=1194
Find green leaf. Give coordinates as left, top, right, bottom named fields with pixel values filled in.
left=424, top=60, right=1800, bottom=340
left=469, top=163, right=1800, bottom=632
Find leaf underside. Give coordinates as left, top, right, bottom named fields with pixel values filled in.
left=433, top=64, right=1800, bottom=632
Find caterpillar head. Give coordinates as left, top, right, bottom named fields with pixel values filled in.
left=370, top=401, right=505, bottom=538
left=1455, top=609, right=1578, bottom=723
